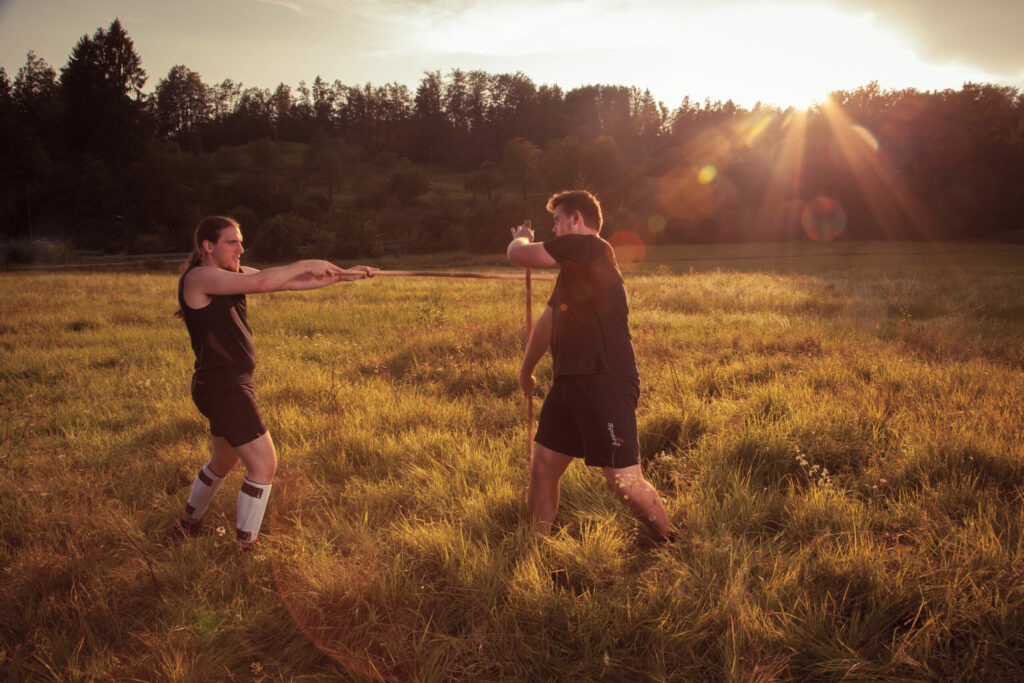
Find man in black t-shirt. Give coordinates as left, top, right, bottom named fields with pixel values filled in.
left=507, top=191, right=673, bottom=541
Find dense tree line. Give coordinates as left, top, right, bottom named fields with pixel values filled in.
left=2, top=19, right=1023, bottom=261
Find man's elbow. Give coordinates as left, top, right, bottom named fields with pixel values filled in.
left=508, top=243, right=547, bottom=268
left=252, top=274, right=283, bottom=294
left=251, top=278, right=272, bottom=293
left=506, top=244, right=526, bottom=266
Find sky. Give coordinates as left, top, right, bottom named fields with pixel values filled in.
left=1, top=0, right=1022, bottom=110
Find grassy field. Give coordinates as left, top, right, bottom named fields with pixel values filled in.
left=1, top=242, right=1023, bottom=681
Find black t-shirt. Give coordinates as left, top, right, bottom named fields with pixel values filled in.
left=178, top=266, right=257, bottom=379
left=543, top=234, right=638, bottom=379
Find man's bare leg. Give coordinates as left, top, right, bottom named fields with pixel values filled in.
left=528, top=444, right=573, bottom=536
left=602, top=464, right=673, bottom=540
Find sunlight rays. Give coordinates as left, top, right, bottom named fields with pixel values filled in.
left=653, top=108, right=807, bottom=242
left=648, top=95, right=943, bottom=244
left=757, top=110, right=811, bottom=241
left=818, top=98, right=939, bottom=239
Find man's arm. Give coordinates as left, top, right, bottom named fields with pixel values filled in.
left=507, top=222, right=557, bottom=269
left=182, top=261, right=376, bottom=309
left=274, top=265, right=377, bottom=291
left=187, top=260, right=367, bottom=299
left=519, top=305, right=553, bottom=397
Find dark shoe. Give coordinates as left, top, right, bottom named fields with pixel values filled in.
left=236, top=527, right=261, bottom=551
left=238, top=537, right=260, bottom=552
left=657, top=532, right=678, bottom=545
left=174, top=517, right=205, bottom=538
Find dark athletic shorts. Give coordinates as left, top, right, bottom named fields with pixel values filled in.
left=534, top=374, right=640, bottom=469
left=191, top=373, right=267, bottom=448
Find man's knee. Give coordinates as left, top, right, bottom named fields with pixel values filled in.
left=530, top=445, right=570, bottom=486
left=237, top=432, right=277, bottom=483
left=603, top=465, right=648, bottom=495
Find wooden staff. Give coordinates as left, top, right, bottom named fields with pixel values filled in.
left=521, top=217, right=535, bottom=459
left=373, top=270, right=552, bottom=280
left=525, top=266, right=533, bottom=458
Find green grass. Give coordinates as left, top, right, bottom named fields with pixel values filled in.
left=1, top=242, right=1023, bottom=680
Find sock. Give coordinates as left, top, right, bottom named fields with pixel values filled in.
left=183, top=464, right=225, bottom=522
left=236, top=477, right=272, bottom=545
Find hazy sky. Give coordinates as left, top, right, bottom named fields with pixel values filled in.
left=1, top=0, right=1022, bottom=109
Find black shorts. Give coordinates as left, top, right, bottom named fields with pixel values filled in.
left=191, top=373, right=267, bottom=448
left=534, top=374, right=640, bottom=469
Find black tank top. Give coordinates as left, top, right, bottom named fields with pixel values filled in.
left=178, top=266, right=257, bottom=379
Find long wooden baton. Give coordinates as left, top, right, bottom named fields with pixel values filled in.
left=374, top=270, right=552, bottom=280
left=525, top=267, right=533, bottom=458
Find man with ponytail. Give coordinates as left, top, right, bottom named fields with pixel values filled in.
left=176, top=215, right=376, bottom=549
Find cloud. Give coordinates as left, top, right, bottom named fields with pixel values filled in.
left=835, top=0, right=1024, bottom=77
left=398, top=0, right=712, bottom=58
left=253, top=0, right=371, bottom=17
left=255, top=0, right=313, bottom=16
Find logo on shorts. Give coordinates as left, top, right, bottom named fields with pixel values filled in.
left=607, top=422, right=623, bottom=448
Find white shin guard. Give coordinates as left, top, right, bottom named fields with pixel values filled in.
left=236, top=477, right=272, bottom=545
left=183, top=464, right=225, bottom=522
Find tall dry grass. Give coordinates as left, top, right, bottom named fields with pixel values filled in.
left=1, top=242, right=1022, bottom=680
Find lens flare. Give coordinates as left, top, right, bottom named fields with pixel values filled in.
left=733, top=111, right=776, bottom=147
left=851, top=124, right=879, bottom=152
left=697, top=165, right=717, bottom=184
left=801, top=196, right=847, bottom=241
left=657, top=166, right=714, bottom=221
left=608, top=230, right=647, bottom=272
left=647, top=214, right=667, bottom=235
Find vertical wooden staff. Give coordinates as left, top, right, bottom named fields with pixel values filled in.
left=523, top=217, right=534, bottom=460
left=525, top=265, right=533, bottom=458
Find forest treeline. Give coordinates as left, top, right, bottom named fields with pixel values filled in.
left=2, top=19, right=1023, bottom=261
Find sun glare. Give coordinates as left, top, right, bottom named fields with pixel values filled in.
left=405, top=1, right=995, bottom=111
left=646, top=3, right=931, bottom=109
